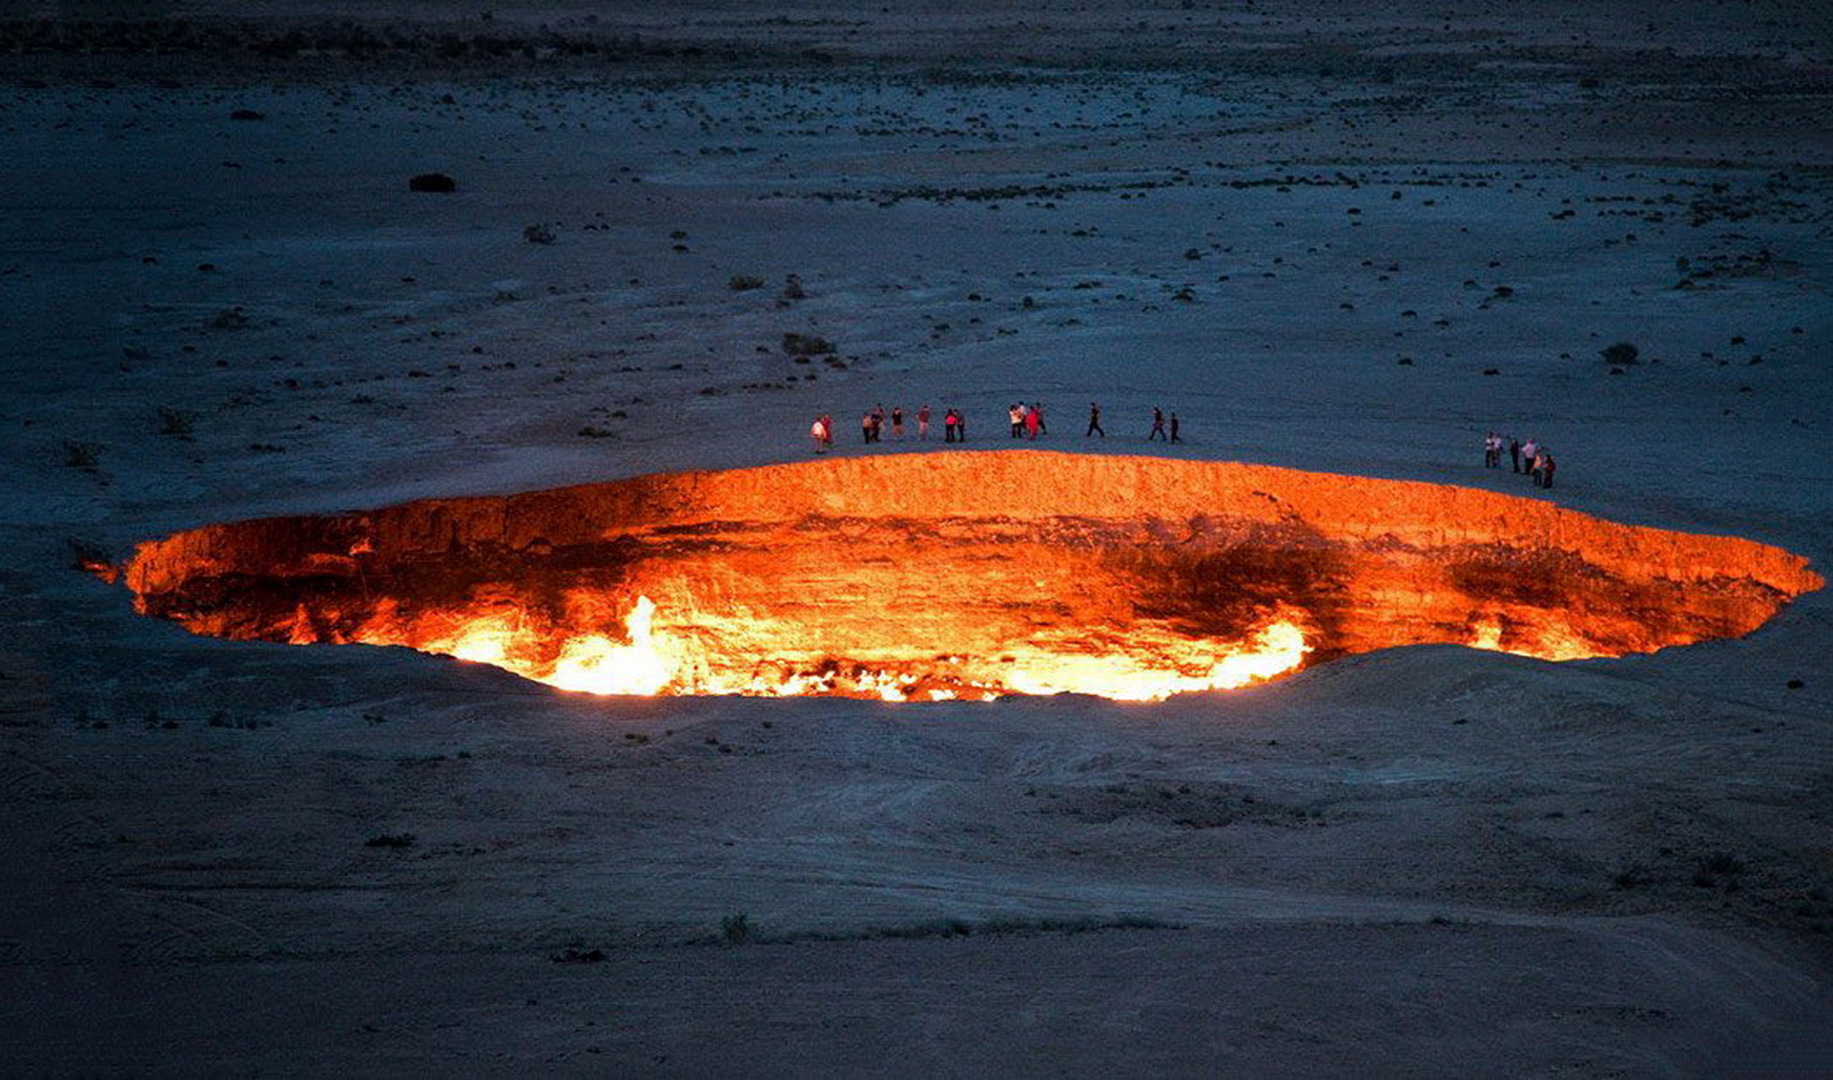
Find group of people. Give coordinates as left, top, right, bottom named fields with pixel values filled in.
left=1483, top=431, right=1557, bottom=489
left=1008, top=403, right=1047, bottom=439
left=1145, top=406, right=1181, bottom=442
left=809, top=402, right=1184, bottom=453
left=808, top=404, right=969, bottom=452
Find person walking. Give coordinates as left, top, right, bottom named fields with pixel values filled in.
left=917, top=404, right=931, bottom=441
left=1508, top=436, right=1522, bottom=473
left=1169, top=412, right=1181, bottom=443
left=891, top=406, right=905, bottom=440
left=820, top=414, right=834, bottom=449
left=1149, top=407, right=1167, bottom=441
left=1086, top=402, right=1105, bottom=437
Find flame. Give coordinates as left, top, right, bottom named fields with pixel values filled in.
left=1003, top=618, right=1311, bottom=701
left=435, top=596, right=676, bottom=696
left=402, top=596, right=1310, bottom=702
left=1467, top=614, right=1607, bottom=662
left=546, top=597, right=674, bottom=695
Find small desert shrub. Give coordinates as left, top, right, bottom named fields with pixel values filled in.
left=728, top=275, right=766, bottom=291
left=363, top=833, right=416, bottom=849
left=1612, top=864, right=1651, bottom=890
left=1702, top=852, right=1745, bottom=876
left=782, top=274, right=807, bottom=300
left=63, top=439, right=100, bottom=470
left=1600, top=341, right=1640, bottom=365
left=158, top=406, right=196, bottom=437
left=523, top=222, right=556, bottom=244
left=782, top=332, right=835, bottom=356
left=408, top=172, right=456, bottom=193
left=721, top=912, right=751, bottom=944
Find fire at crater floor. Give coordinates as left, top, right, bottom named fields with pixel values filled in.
left=118, top=451, right=1822, bottom=702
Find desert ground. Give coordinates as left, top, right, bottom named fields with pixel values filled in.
left=3, top=1, right=1832, bottom=1074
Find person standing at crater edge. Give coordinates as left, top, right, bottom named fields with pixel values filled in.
left=891, top=406, right=905, bottom=440
left=1025, top=404, right=1041, bottom=440
left=811, top=416, right=828, bottom=454
left=917, top=404, right=931, bottom=440
left=1169, top=412, right=1181, bottom=443
left=1086, top=402, right=1105, bottom=438
left=1509, top=435, right=1523, bottom=473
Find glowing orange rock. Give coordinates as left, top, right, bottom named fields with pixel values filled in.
left=120, top=452, right=1822, bottom=701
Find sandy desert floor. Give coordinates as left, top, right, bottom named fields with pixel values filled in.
left=3, top=1, right=1833, bottom=1074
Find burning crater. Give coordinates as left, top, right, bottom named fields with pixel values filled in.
left=121, top=452, right=1821, bottom=702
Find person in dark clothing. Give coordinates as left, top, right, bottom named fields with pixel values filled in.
left=1508, top=437, right=1522, bottom=473
left=891, top=406, right=905, bottom=440
left=944, top=409, right=960, bottom=443
left=1169, top=412, right=1181, bottom=442
left=1148, top=407, right=1167, bottom=441
left=1086, top=402, right=1105, bottom=437
left=862, top=411, right=875, bottom=444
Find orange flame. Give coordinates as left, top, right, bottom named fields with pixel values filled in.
left=413, top=596, right=1310, bottom=701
